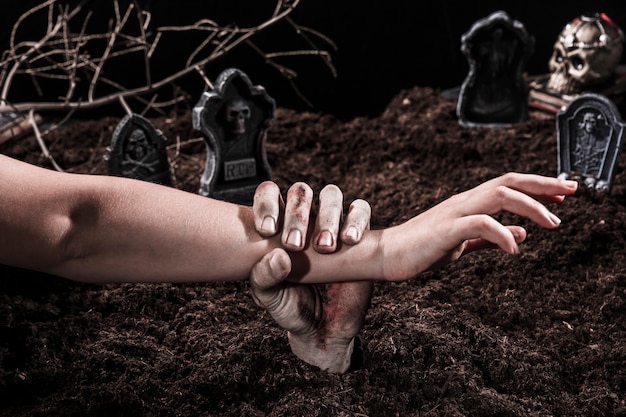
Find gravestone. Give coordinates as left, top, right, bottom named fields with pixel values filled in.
left=105, top=113, right=171, bottom=185
left=457, top=10, right=534, bottom=127
left=557, top=93, right=625, bottom=192
left=193, top=68, right=275, bottom=205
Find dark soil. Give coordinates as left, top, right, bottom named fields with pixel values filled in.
left=1, top=86, right=625, bottom=416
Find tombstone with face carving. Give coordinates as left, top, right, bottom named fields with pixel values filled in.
left=105, top=113, right=171, bottom=185
left=193, top=68, right=275, bottom=205
left=557, top=93, right=626, bottom=193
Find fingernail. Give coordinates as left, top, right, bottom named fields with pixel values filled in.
left=562, top=179, right=579, bottom=189
left=286, top=229, right=303, bottom=248
left=316, top=230, right=334, bottom=248
left=345, top=226, right=359, bottom=242
left=549, top=212, right=562, bottom=226
left=261, top=215, right=277, bottom=234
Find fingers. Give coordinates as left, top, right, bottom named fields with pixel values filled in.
left=253, top=181, right=284, bottom=237
left=340, top=199, right=371, bottom=245
left=282, top=182, right=314, bottom=251
left=255, top=181, right=372, bottom=253
left=450, top=215, right=526, bottom=255
left=313, top=186, right=372, bottom=253
left=249, top=248, right=292, bottom=307
left=462, top=225, right=527, bottom=254
left=486, top=172, right=578, bottom=201
left=313, top=185, right=344, bottom=253
left=449, top=176, right=573, bottom=229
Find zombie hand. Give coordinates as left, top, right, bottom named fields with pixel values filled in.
left=250, top=181, right=373, bottom=373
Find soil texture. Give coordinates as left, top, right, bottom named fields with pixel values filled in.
left=1, top=86, right=625, bottom=416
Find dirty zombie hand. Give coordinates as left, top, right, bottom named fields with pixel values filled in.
left=250, top=181, right=373, bottom=373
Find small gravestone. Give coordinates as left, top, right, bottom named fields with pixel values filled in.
left=193, top=68, right=275, bottom=205
left=557, top=93, right=625, bottom=192
left=457, top=10, right=534, bottom=127
left=105, top=113, right=171, bottom=185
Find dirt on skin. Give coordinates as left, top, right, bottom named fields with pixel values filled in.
left=1, top=86, right=625, bottom=416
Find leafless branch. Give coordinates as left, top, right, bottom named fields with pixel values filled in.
left=0, top=0, right=336, bottom=163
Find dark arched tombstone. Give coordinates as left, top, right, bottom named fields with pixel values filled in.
left=457, top=10, right=534, bottom=127
left=105, top=113, right=171, bottom=185
left=193, top=68, right=275, bottom=205
left=557, top=93, right=626, bottom=192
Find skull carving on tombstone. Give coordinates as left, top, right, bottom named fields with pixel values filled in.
left=225, top=98, right=251, bottom=136
left=546, top=13, right=624, bottom=95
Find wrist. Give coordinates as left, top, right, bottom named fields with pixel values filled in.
left=287, top=332, right=356, bottom=374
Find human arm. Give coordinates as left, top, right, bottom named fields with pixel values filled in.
left=0, top=154, right=283, bottom=282
left=0, top=155, right=576, bottom=283
left=376, top=172, right=577, bottom=281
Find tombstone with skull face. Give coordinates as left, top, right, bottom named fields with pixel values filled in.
left=105, top=113, right=171, bottom=185
left=547, top=13, right=624, bottom=96
left=193, top=68, right=275, bottom=205
left=225, top=98, right=251, bottom=136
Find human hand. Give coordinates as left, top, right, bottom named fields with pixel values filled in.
left=250, top=181, right=373, bottom=373
left=380, top=173, right=579, bottom=281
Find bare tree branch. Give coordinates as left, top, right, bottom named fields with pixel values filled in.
left=0, top=0, right=335, bottom=115
left=0, top=0, right=336, bottom=171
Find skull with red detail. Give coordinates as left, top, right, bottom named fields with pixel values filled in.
left=547, top=13, right=624, bottom=95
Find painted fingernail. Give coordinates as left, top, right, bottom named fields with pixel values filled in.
left=316, top=230, right=334, bottom=248
left=261, top=216, right=277, bottom=234
left=345, top=226, right=359, bottom=242
left=286, top=229, right=303, bottom=248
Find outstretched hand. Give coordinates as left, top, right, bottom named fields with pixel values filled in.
left=250, top=181, right=373, bottom=373
left=380, top=173, right=579, bottom=281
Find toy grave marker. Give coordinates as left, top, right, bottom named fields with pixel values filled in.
left=557, top=93, right=625, bottom=192
left=193, top=68, right=275, bottom=205
left=105, top=113, right=171, bottom=185
left=457, top=10, right=534, bottom=127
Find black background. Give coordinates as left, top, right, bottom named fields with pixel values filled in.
left=2, top=0, right=625, bottom=118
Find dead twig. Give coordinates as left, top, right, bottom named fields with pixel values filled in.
left=0, top=0, right=336, bottom=170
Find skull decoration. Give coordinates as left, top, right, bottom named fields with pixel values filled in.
left=225, top=98, right=251, bottom=135
left=547, top=13, right=624, bottom=95
left=125, top=129, right=149, bottom=161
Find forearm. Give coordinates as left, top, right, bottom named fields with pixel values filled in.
left=63, top=177, right=385, bottom=284
left=53, top=175, right=276, bottom=282
left=0, top=155, right=386, bottom=283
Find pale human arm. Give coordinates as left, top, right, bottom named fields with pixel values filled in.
left=0, top=155, right=576, bottom=284
left=0, top=154, right=379, bottom=283
left=0, top=154, right=279, bottom=282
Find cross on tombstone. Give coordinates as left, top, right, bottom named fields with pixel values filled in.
left=557, top=93, right=626, bottom=192
left=193, top=68, right=275, bottom=205
left=457, top=10, right=534, bottom=127
left=105, top=113, right=171, bottom=185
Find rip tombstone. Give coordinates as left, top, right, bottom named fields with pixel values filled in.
left=457, top=10, right=534, bottom=127
left=193, top=68, right=275, bottom=205
left=105, top=113, right=171, bottom=185
left=557, top=93, right=625, bottom=192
